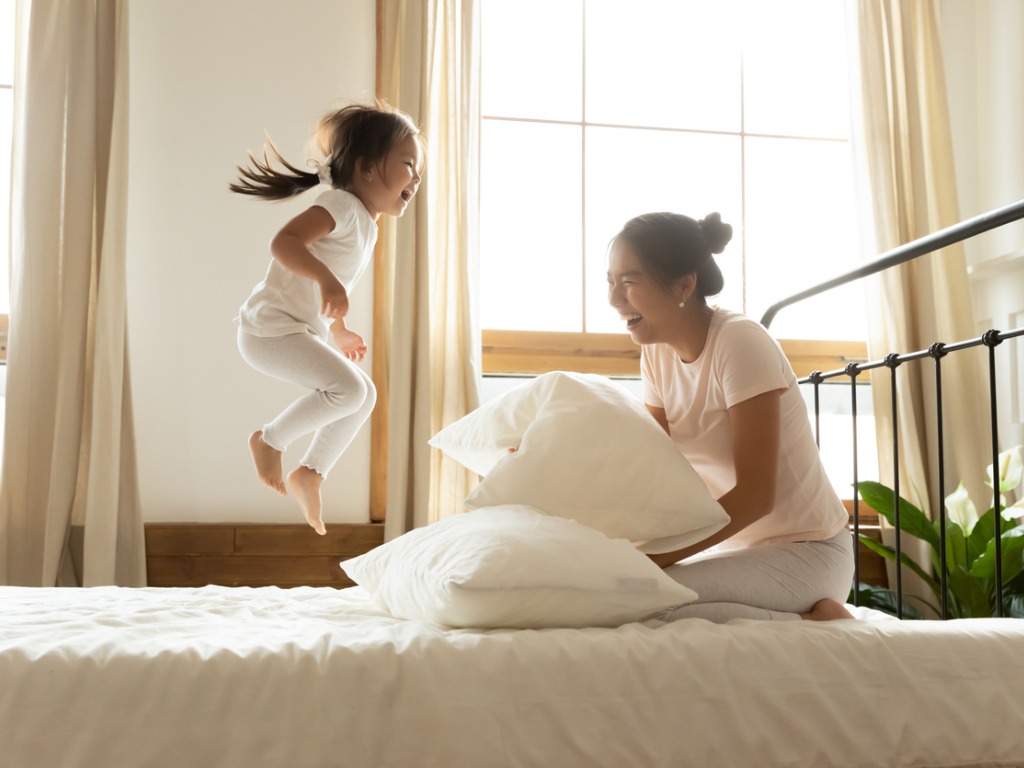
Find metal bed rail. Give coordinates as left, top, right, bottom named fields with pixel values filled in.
left=761, top=199, right=1024, bottom=619
left=760, top=198, right=1024, bottom=330
left=800, top=329, right=1024, bottom=618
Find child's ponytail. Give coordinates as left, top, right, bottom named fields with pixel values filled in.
left=229, top=141, right=321, bottom=201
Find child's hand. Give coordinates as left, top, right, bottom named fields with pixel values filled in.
left=332, top=326, right=367, bottom=362
left=320, top=275, right=349, bottom=319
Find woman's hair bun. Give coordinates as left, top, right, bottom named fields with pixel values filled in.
left=698, top=212, right=733, bottom=255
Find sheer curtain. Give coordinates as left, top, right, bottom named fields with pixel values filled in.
left=372, top=0, right=481, bottom=538
left=849, top=0, right=990, bottom=606
left=0, top=0, right=144, bottom=586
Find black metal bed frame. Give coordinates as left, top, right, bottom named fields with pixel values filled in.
left=762, top=198, right=1024, bottom=619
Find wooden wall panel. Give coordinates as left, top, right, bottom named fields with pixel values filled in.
left=145, top=523, right=384, bottom=588
left=145, top=517, right=886, bottom=590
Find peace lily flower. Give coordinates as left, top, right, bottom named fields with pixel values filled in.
left=986, top=444, right=1023, bottom=495
left=854, top=443, right=1024, bottom=619
left=944, top=482, right=979, bottom=534
left=1006, top=496, right=1024, bottom=522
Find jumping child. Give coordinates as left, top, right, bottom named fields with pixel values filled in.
left=231, top=103, right=423, bottom=534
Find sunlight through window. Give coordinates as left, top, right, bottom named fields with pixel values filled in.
left=480, top=0, right=865, bottom=342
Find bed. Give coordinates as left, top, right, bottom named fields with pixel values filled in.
left=3, top=583, right=1024, bottom=768
left=3, top=369, right=1024, bottom=768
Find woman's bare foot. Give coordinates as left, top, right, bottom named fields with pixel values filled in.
left=287, top=465, right=326, bottom=535
left=249, top=431, right=286, bottom=495
left=800, top=598, right=855, bottom=621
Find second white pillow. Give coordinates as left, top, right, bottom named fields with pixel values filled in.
left=445, top=372, right=729, bottom=554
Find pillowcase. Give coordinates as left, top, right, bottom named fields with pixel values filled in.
left=340, top=504, right=697, bottom=629
left=429, top=371, right=729, bottom=554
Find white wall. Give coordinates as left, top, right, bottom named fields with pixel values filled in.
left=127, top=0, right=377, bottom=524
left=940, top=0, right=1024, bottom=450
left=940, top=0, right=1024, bottom=271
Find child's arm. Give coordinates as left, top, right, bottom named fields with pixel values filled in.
left=269, top=206, right=349, bottom=319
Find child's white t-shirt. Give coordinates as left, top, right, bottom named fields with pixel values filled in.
left=641, top=308, right=848, bottom=549
left=236, top=188, right=378, bottom=339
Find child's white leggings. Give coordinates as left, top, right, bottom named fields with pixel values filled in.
left=651, top=528, right=855, bottom=623
left=237, top=329, right=376, bottom=478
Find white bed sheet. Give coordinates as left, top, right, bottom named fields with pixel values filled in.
left=2, top=585, right=1024, bottom=768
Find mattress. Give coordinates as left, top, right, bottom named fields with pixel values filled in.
left=2, top=584, right=1023, bottom=768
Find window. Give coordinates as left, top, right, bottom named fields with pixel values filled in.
left=1, top=0, right=13, bottom=367
left=479, top=0, right=867, bottom=375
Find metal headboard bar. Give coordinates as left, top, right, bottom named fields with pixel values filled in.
left=803, top=327, right=1024, bottom=618
left=760, top=198, right=1024, bottom=329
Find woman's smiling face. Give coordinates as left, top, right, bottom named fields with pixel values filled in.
left=606, top=237, right=681, bottom=345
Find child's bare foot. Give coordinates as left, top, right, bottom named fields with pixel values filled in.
left=249, top=431, right=286, bottom=495
left=800, top=598, right=855, bottom=621
left=287, top=465, right=326, bottom=535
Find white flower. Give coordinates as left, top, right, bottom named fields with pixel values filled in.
left=945, top=482, right=979, bottom=534
left=1003, top=496, right=1024, bottom=523
left=986, top=445, right=1023, bottom=494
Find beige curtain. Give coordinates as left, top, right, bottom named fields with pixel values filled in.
left=849, top=0, right=990, bottom=607
left=0, top=0, right=144, bottom=587
left=372, top=0, right=481, bottom=538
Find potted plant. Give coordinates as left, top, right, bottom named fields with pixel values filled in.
left=850, top=445, right=1024, bottom=618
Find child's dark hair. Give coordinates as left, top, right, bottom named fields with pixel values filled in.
left=229, top=102, right=422, bottom=201
left=613, top=212, right=732, bottom=299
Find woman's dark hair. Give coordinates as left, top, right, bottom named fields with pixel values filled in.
left=229, top=102, right=422, bottom=201
left=613, top=211, right=732, bottom=299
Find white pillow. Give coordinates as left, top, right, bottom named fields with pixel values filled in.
left=430, top=371, right=728, bottom=554
left=339, top=505, right=697, bottom=629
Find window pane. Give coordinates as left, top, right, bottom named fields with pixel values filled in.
left=1, top=0, right=11, bottom=314
left=584, top=126, right=743, bottom=333
left=742, top=0, right=850, bottom=138
left=0, top=89, right=9, bottom=314
left=481, top=0, right=582, bottom=122
left=743, top=136, right=865, bottom=340
left=480, top=120, right=583, bottom=331
left=586, top=0, right=741, bottom=132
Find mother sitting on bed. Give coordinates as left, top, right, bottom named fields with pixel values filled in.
left=607, top=211, right=855, bottom=622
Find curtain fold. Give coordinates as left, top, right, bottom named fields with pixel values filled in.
left=373, top=0, right=481, bottom=538
left=849, top=0, right=991, bottom=608
left=0, top=0, right=144, bottom=586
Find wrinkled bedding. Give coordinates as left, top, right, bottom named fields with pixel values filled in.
left=2, top=584, right=1023, bottom=768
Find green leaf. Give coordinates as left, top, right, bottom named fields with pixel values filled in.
left=1003, top=592, right=1024, bottom=618
left=943, top=522, right=969, bottom=573
left=969, top=526, right=1024, bottom=584
left=947, top=566, right=995, bottom=618
left=966, top=508, right=998, bottom=566
left=857, top=534, right=939, bottom=596
left=1002, top=568, right=1024, bottom=618
left=856, top=481, right=940, bottom=549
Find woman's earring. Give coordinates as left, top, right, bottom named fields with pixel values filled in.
left=678, top=295, right=686, bottom=308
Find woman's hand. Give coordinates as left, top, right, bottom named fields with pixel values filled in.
left=644, top=389, right=783, bottom=567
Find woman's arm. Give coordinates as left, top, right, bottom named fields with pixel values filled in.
left=647, top=389, right=783, bottom=568
left=269, top=205, right=348, bottom=319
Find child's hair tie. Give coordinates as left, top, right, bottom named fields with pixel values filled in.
left=308, top=154, right=333, bottom=186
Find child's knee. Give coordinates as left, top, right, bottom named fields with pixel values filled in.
left=362, top=380, right=377, bottom=411
left=322, top=373, right=368, bottom=410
